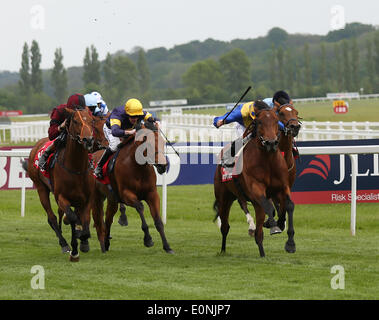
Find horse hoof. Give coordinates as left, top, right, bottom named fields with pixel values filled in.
left=118, top=215, right=128, bottom=227
left=263, top=220, right=271, bottom=229
left=63, top=214, right=70, bottom=225
left=270, top=226, right=282, bottom=235
left=248, top=229, right=255, bottom=237
left=285, top=242, right=296, bottom=253
left=80, top=241, right=90, bottom=253
left=165, top=248, right=175, bottom=254
left=61, top=245, right=71, bottom=253
left=100, top=243, right=106, bottom=253
left=69, top=253, right=80, bottom=262
left=144, top=239, right=154, bottom=248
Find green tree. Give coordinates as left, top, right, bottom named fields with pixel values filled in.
left=351, top=38, right=360, bottom=91
left=303, top=43, right=312, bottom=96
left=276, top=46, right=285, bottom=89
left=30, top=40, right=43, bottom=93
left=83, top=45, right=100, bottom=86
left=51, top=48, right=67, bottom=102
left=342, top=40, right=352, bottom=91
left=374, top=33, right=379, bottom=91
left=319, top=43, right=328, bottom=95
left=366, top=39, right=375, bottom=93
left=137, top=49, right=150, bottom=95
left=269, top=44, right=277, bottom=91
left=219, top=48, right=251, bottom=98
left=284, top=49, right=294, bottom=93
left=182, top=59, right=226, bottom=103
left=334, top=43, right=343, bottom=91
left=19, top=42, right=31, bottom=98
left=112, top=55, right=138, bottom=104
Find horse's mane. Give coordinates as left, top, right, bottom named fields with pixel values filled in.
left=254, top=100, right=271, bottom=111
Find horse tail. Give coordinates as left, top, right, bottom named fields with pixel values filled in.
left=22, top=159, right=28, bottom=172
left=212, top=199, right=219, bottom=222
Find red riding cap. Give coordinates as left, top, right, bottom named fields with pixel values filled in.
left=66, top=93, right=86, bottom=109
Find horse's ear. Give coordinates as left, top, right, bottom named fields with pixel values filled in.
left=64, top=107, right=75, bottom=117
left=274, top=101, right=281, bottom=107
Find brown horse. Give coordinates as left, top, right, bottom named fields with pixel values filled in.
left=91, top=122, right=173, bottom=254
left=213, top=102, right=295, bottom=257
left=224, top=102, right=301, bottom=236
left=274, top=103, right=301, bottom=230
left=23, top=107, right=101, bottom=262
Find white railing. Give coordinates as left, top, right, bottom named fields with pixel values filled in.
left=160, top=115, right=379, bottom=142
left=2, top=145, right=379, bottom=236
left=160, top=145, right=379, bottom=236
left=0, top=121, right=50, bottom=143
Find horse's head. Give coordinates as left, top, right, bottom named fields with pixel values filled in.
left=134, top=120, right=168, bottom=174
left=92, top=114, right=109, bottom=151
left=254, top=102, right=280, bottom=153
left=274, top=103, right=301, bottom=137
left=64, top=107, right=95, bottom=151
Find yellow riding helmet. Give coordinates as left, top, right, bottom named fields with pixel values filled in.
left=124, top=98, right=144, bottom=116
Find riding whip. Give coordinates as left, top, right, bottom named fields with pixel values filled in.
left=159, top=127, right=180, bottom=157
left=219, top=86, right=252, bottom=127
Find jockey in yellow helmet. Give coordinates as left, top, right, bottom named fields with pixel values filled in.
left=94, top=98, right=157, bottom=179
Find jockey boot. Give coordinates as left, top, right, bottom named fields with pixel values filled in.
left=38, top=143, right=56, bottom=170
left=94, top=147, right=113, bottom=179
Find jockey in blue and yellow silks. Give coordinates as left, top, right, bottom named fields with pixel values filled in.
left=213, top=100, right=285, bottom=134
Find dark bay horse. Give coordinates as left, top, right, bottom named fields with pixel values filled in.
left=214, top=103, right=295, bottom=257
left=91, top=122, right=173, bottom=254
left=24, top=107, right=101, bottom=262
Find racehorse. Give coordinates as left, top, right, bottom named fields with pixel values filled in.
left=274, top=103, right=301, bottom=230
left=91, top=121, right=174, bottom=254
left=23, top=107, right=101, bottom=262
left=213, top=101, right=296, bottom=257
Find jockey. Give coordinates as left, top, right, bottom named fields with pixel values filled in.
left=213, top=94, right=286, bottom=134
left=38, top=93, right=86, bottom=170
left=90, top=91, right=109, bottom=116
left=93, top=98, right=157, bottom=179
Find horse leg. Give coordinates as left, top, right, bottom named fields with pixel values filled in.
left=91, top=194, right=106, bottom=253
left=145, top=190, right=173, bottom=254
left=237, top=199, right=256, bottom=237
left=218, top=196, right=234, bottom=254
left=57, top=195, right=82, bottom=238
left=104, top=198, right=118, bottom=251
left=78, top=205, right=91, bottom=253
left=284, top=195, right=296, bottom=253
left=261, top=197, right=282, bottom=235
left=69, top=222, right=80, bottom=262
left=252, top=204, right=266, bottom=257
left=134, top=201, right=154, bottom=248
left=118, top=203, right=128, bottom=226
left=36, top=185, right=70, bottom=253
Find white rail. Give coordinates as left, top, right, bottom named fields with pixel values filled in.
left=2, top=145, right=379, bottom=237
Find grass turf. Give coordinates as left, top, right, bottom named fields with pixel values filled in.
left=0, top=186, right=378, bottom=300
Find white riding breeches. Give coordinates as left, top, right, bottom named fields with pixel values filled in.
left=103, top=124, right=121, bottom=152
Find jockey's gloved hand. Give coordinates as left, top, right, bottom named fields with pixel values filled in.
left=147, top=117, right=157, bottom=123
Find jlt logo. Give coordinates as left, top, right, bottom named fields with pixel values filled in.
left=334, top=154, right=379, bottom=185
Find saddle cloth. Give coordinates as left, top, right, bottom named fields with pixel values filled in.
left=33, top=140, right=54, bottom=178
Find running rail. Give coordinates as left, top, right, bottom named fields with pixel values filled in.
left=1, top=145, right=379, bottom=235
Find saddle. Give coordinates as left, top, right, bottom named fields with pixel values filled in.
left=33, top=141, right=57, bottom=178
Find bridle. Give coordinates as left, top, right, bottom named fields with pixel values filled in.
left=66, top=108, right=95, bottom=148
left=276, top=103, right=302, bottom=136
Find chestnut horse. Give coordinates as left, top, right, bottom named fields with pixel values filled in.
left=237, top=103, right=301, bottom=234
left=213, top=103, right=295, bottom=257
left=23, top=107, right=101, bottom=262
left=91, top=122, right=174, bottom=254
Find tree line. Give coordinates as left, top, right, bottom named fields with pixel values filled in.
left=1, top=23, right=379, bottom=114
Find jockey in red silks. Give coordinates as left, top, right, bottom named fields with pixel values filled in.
left=38, top=93, right=86, bottom=170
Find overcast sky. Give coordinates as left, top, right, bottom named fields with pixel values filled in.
left=0, top=0, right=378, bottom=72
